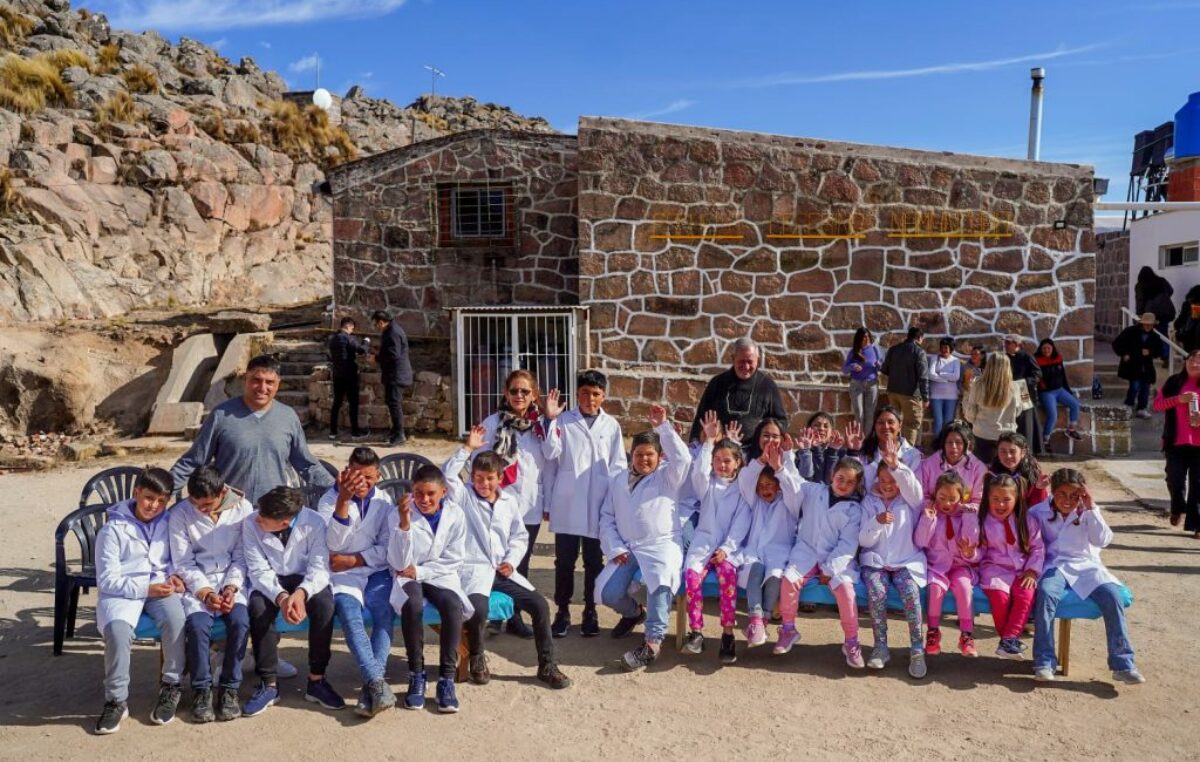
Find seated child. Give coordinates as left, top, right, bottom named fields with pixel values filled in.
left=94, top=467, right=186, bottom=735
left=388, top=465, right=473, bottom=712
left=681, top=410, right=751, bottom=663
left=979, top=473, right=1044, bottom=659
left=914, top=472, right=980, bottom=657
left=737, top=448, right=802, bottom=648
left=794, top=412, right=847, bottom=484
left=1029, top=468, right=1145, bottom=684
left=597, top=405, right=692, bottom=671
left=242, top=486, right=339, bottom=716
left=451, top=428, right=572, bottom=689
left=857, top=449, right=928, bottom=678
left=317, top=446, right=398, bottom=718
left=168, top=465, right=254, bottom=723
left=915, top=421, right=987, bottom=512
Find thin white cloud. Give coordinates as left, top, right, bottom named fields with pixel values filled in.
left=259, top=41, right=272, bottom=49
left=723, top=44, right=1103, bottom=88
left=289, top=54, right=319, bottom=73
left=632, top=99, right=696, bottom=119
left=209, top=38, right=228, bottom=50
left=94, top=0, right=407, bottom=32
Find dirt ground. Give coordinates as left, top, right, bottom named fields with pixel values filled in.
left=1, top=440, right=1196, bottom=762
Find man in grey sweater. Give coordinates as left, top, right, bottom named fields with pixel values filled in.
left=881, top=326, right=931, bottom=447
left=171, top=355, right=334, bottom=504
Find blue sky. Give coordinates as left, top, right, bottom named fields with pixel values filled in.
left=85, top=1, right=1200, bottom=205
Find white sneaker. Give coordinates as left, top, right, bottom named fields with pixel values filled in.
left=866, top=646, right=890, bottom=670
left=908, top=652, right=927, bottom=679
left=1034, top=666, right=1056, bottom=682
left=1136, top=409, right=1152, bottom=420
left=1112, top=668, right=1146, bottom=684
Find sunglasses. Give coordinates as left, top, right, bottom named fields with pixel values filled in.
left=508, top=388, right=533, bottom=396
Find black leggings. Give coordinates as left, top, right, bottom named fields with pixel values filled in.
left=248, top=575, right=335, bottom=681
left=399, top=580, right=462, bottom=679
left=517, top=522, right=541, bottom=579
left=1166, top=445, right=1200, bottom=531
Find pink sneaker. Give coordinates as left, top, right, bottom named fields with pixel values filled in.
left=745, top=616, right=768, bottom=648
left=959, top=633, right=978, bottom=658
left=772, top=625, right=801, bottom=655
left=843, top=640, right=865, bottom=669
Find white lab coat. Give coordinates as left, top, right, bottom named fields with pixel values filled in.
left=387, top=501, right=473, bottom=618
left=1029, top=499, right=1121, bottom=599
left=595, top=421, right=691, bottom=596
left=542, top=408, right=627, bottom=538
left=95, top=499, right=175, bottom=630
left=241, top=507, right=330, bottom=603
left=861, top=439, right=923, bottom=489
left=683, top=442, right=752, bottom=574
left=736, top=458, right=804, bottom=587
left=784, top=481, right=863, bottom=590
left=316, top=486, right=398, bottom=603
left=674, top=441, right=704, bottom=530
left=168, top=493, right=253, bottom=616
left=857, top=462, right=928, bottom=586
left=475, top=412, right=549, bottom=526
left=444, top=447, right=535, bottom=597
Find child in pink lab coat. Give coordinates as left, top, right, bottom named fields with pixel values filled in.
left=915, top=471, right=980, bottom=657
left=979, top=473, right=1044, bottom=659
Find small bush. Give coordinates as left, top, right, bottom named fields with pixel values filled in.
left=261, top=99, right=357, bottom=168
left=94, top=90, right=139, bottom=127
left=96, top=43, right=119, bottom=74
left=0, top=7, right=34, bottom=50
left=200, top=114, right=227, bottom=141
left=229, top=120, right=261, bottom=143
left=122, top=63, right=158, bottom=94
left=413, top=110, right=449, bottom=131
left=0, top=54, right=73, bottom=113
left=0, top=167, right=22, bottom=215
left=43, top=48, right=93, bottom=73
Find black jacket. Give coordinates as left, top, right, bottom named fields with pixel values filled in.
left=1007, top=349, right=1042, bottom=397
left=328, top=331, right=368, bottom=373
left=1113, top=325, right=1164, bottom=382
left=688, top=369, right=787, bottom=443
left=881, top=340, right=930, bottom=399
left=378, top=321, right=414, bottom=386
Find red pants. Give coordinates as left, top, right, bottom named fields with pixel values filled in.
left=985, top=585, right=1036, bottom=639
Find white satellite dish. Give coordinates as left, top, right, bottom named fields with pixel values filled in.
left=313, top=88, right=333, bottom=110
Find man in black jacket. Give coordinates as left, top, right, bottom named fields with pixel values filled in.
left=327, top=317, right=369, bottom=440
left=881, top=327, right=929, bottom=446
left=1004, top=333, right=1043, bottom=454
left=1113, top=313, right=1166, bottom=419
left=687, top=338, right=788, bottom=444
left=372, top=310, right=414, bottom=446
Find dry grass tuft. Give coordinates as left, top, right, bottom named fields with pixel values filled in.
left=42, top=48, right=93, bottom=73
left=122, top=63, right=158, bottom=94
left=96, top=42, right=119, bottom=75
left=93, top=90, right=140, bottom=127
left=0, top=54, right=73, bottom=113
left=0, top=167, right=22, bottom=215
left=0, top=6, right=34, bottom=50
left=261, top=100, right=356, bottom=167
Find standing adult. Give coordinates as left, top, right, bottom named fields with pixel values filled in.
left=881, top=327, right=930, bottom=447
left=1173, top=285, right=1200, bottom=353
left=1003, top=334, right=1042, bottom=455
left=371, top=310, right=413, bottom=446
left=687, top=338, right=787, bottom=444
left=1135, top=266, right=1175, bottom=365
left=1114, top=313, right=1165, bottom=420
left=171, top=354, right=334, bottom=505
left=1152, top=349, right=1200, bottom=537
left=927, top=337, right=962, bottom=439
left=327, top=317, right=370, bottom=441
left=961, top=345, right=986, bottom=397
left=842, top=327, right=882, bottom=429
left=961, top=352, right=1022, bottom=465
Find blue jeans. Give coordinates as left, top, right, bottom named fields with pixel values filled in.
left=931, top=398, right=957, bottom=437
left=1033, top=568, right=1135, bottom=672
left=185, top=603, right=250, bottom=690
left=1125, top=378, right=1151, bottom=411
left=1039, top=388, right=1081, bottom=439
left=744, top=562, right=781, bottom=618
left=334, top=569, right=395, bottom=684
left=599, top=556, right=673, bottom=645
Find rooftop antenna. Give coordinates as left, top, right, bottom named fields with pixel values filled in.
left=1027, top=67, right=1045, bottom=161
left=424, top=64, right=445, bottom=98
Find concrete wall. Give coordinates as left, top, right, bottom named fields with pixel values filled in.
left=1128, top=209, right=1200, bottom=314
left=1096, top=230, right=1131, bottom=341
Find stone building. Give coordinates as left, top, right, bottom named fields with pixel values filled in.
left=325, top=117, right=1119, bottom=452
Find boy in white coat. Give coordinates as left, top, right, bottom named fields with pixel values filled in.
left=242, top=486, right=339, bottom=717
left=168, top=466, right=253, bottom=723
left=317, top=447, right=398, bottom=718
left=93, top=468, right=186, bottom=735
left=597, top=405, right=692, bottom=670
left=388, top=465, right=472, bottom=713
left=542, top=371, right=627, bottom=638
left=450, top=430, right=572, bottom=689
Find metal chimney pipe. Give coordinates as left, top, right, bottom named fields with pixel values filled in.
left=1027, top=67, right=1045, bottom=161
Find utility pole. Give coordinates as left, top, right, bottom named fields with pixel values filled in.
left=424, top=64, right=445, bottom=99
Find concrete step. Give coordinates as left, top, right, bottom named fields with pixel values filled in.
left=277, top=390, right=309, bottom=408
left=279, top=374, right=311, bottom=392
left=270, top=339, right=325, bottom=353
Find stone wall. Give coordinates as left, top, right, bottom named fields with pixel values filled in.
left=575, top=117, right=1097, bottom=438
left=308, top=366, right=455, bottom=435
left=327, top=130, right=580, bottom=375
left=1095, top=230, right=1131, bottom=342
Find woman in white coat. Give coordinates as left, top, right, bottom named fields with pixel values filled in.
left=597, top=405, right=692, bottom=671
left=846, top=407, right=923, bottom=489
left=388, top=466, right=472, bottom=713
left=1029, top=468, right=1145, bottom=684
left=168, top=466, right=254, bottom=722
left=93, top=468, right=186, bottom=734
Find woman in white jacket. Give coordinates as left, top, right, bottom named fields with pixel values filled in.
left=962, top=352, right=1023, bottom=465
left=93, top=467, right=186, bottom=735
left=597, top=405, right=692, bottom=671
left=168, top=466, right=254, bottom=723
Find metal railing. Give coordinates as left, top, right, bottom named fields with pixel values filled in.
left=1120, top=306, right=1185, bottom=376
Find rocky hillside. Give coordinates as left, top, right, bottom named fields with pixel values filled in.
left=0, top=0, right=555, bottom=322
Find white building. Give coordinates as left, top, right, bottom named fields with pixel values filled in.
left=1128, top=209, right=1200, bottom=308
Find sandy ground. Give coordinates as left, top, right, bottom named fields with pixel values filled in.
left=1, top=440, right=1197, bottom=762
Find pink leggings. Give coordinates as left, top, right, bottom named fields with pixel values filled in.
left=779, top=567, right=859, bottom=642
left=985, top=585, right=1035, bottom=639
left=927, top=568, right=974, bottom=632
left=684, top=561, right=738, bottom=631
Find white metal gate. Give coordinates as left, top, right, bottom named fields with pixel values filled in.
left=453, top=307, right=585, bottom=434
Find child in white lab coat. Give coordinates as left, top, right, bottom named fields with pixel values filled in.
left=93, top=467, right=186, bottom=735
left=168, top=465, right=253, bottom=723
left=1030, top=468, right=1145, bottom=685
left=598, top=405, right=692, bottom=670
left=737, top=448, right=802, bottom=648
left=542, top=370, right=627, bottom=638
left=389, top=465, right=472, bottom=713
left=317, top=446, right=398, bottom=718
left=682, top=410, right=751, bottom=663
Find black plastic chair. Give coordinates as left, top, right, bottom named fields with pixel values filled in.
left=378, top=453, right=434, bottom=483
left=376, top=478, right=412, bottom=506
left=284, top=460, right=339, bottom=489
left=318, top=459, right=338, bottom=479
left=78, top=466, right=143, bottom=510
left=303, top=482, right=332, bottom=511
left=54, top=503, right=109, bottom=655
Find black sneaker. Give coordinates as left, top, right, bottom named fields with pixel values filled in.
left=191, top=687, right=215, bottom=723
left=536, top=662, right=572, bottom=689
left=387, top=433, right=408, bottom=446
left=551, top=608, right=571, bottom=638
left=581, top=607, right=600, bottom=637
left=682, top=630, right=705, bottom=654
left=94, top=701, right=127, bottom=735
left=305, top=677, right=346, bottom=710
left=468, top=654, right=491, bottom=685
left=215, top=687, right=241, bottom=721
left=506, top=613, right=535, bottom=639
left=486, top=619, right=503, bottom=636
left=621, top=643, right=658, bottom=671
left=151, top=682, right=182, bottom=725
left=719, top=633, right=737, bottom=664
left=611, top=605, right=646, bottom=639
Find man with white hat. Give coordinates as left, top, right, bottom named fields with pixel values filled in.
left=1113, top=313, right=1166, bottom=419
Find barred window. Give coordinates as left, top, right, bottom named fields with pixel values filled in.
left=438, top=183, right=514, bottom=245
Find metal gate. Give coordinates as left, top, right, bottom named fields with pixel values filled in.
left=453, top=307, right=586, bottom=434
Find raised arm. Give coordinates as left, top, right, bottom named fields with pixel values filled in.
left=655, top=415, right=693, bottom=494
left=441, top=445, right=473, bottom=507
left=690, top=441, right=715, bottom=503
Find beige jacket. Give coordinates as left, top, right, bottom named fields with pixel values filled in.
left=962, top=380, right=1023, bottom=441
